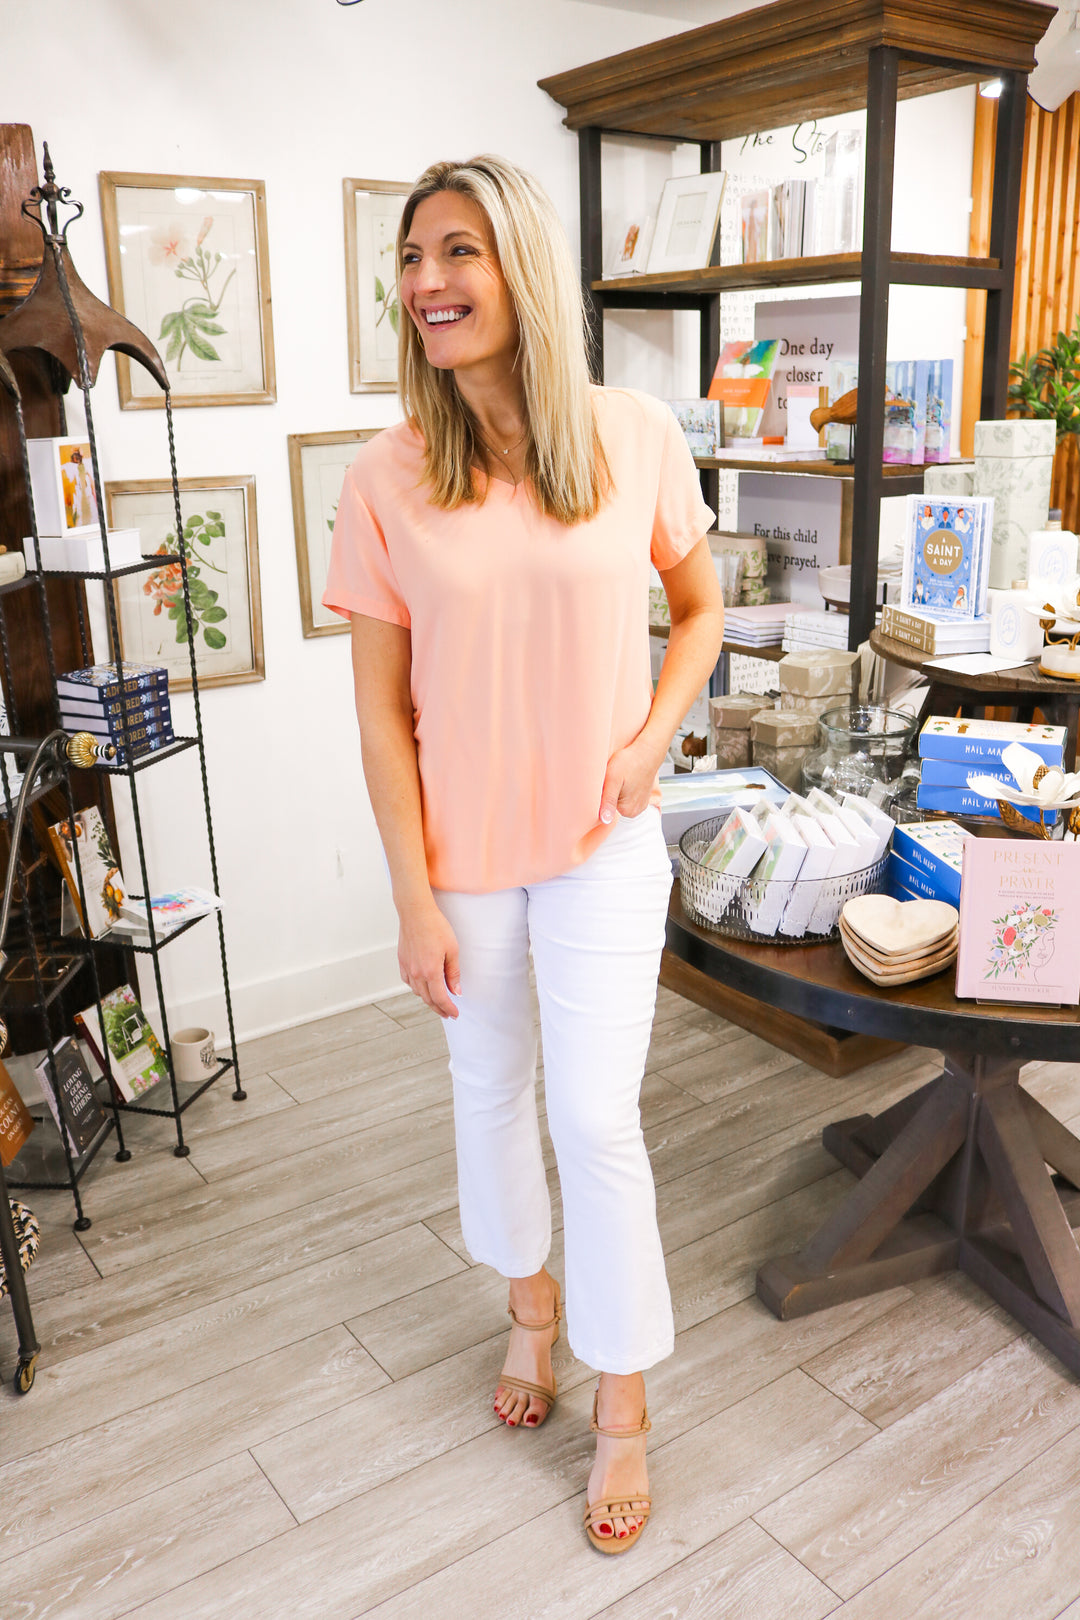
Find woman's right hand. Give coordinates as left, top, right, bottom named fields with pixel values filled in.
left=397, top=901, right=461, bottom=1019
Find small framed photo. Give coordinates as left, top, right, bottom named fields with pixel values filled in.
left=288, top=428, right=382, bottom=637
left=646, top=172, right=727, bottom=275
left=99, top=172, right=276, bottom=409
left=604, top=214, right=655, bottom=278
left=344, top=178, right=411, bottom=393
left=104, top=476, right=264, bottom=689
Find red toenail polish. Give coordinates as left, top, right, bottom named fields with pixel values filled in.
left=526, top=1416, right=537, bottom=1424
left=599, top=1524, right=611, bottom=1535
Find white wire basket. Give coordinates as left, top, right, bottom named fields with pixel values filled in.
left=678, top=814, right=888, bottom=944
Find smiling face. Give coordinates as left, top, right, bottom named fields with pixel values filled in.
left=400, top=190, right=519, bottom=380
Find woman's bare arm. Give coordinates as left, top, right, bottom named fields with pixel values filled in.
left=350, top=614, right=461, bottom=1017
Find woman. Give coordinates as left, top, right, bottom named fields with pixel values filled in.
left=323, top=154, right=724, bottom=1553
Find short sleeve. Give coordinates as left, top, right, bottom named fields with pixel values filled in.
left=321, top=465, right=411, bottom=628
left=650, top=405, right=716, bottom=571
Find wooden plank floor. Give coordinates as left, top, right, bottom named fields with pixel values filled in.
left=3, top=988, right=1080, bottom=1618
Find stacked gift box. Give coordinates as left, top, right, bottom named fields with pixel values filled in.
left=707, top=692, right=773, bottom=768
left=914, top=715, right=1067, bottom=823
left=56, top=662, right=174, bottom=766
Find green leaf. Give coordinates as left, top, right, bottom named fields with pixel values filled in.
left=388, top=303, right=399, bottom=334
left=375, top=276, right=385, bottom=304
left=207, top=523, right=225, bottom=537
left=188, top=580, right=213, bottom=604
left=203, top=626, right=227, bottom=650
left=188, top=315, right=226, bottom=336
left=205, top=510, right=221, bottom=520
left=158, top=311, right=181, bottom=338
left=175, top=616, right=191, bottom=644
left=202, top=605, right=227, bottom=622
left=165, top=329, right=184, bottom=363
left=185, top=327, right=221, bottom=362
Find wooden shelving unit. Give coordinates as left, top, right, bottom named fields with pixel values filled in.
left=539, top=0, right=1050, bottom=649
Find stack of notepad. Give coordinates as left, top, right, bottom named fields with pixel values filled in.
left=783, top=609, right=854, bottom=653
left=724, top=604, right=791, bottom=646
left=839, top=894, right=959, bottom=987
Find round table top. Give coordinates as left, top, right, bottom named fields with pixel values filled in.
left=667, top=888, right=1080, bottom=1061
left=869, top=628, right=1080, bottom=700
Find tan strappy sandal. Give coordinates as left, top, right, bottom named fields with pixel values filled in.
left=583, top=1384, right=652, bottom=1553
left=494, top=1278, right=561, bottom=1427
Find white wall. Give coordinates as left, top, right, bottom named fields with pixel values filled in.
left=0, top=0, right=977, bottom=1042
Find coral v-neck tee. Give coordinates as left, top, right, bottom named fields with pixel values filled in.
left=323, top=386, right=714, bottom=893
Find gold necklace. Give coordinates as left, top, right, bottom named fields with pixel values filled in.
left=476, top=423, right=527, bottom=459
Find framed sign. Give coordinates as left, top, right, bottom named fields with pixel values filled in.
left=343, top=178, right=410, bottom=393
left=100, top=172, right=276, bottom=409
left=104, top=476, right=264, bottom=689
left=288, top=429, right=382, bottom=638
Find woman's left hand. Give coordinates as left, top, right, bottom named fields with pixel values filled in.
left=599, top=734, right=668, bottom=824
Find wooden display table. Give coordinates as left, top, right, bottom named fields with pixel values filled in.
left=870, top=627, right=1080, bottom=769
left=666, top=891, right=1080, bottom=1379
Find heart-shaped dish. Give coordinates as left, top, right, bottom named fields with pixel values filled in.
left=842, top=894, right=959, bottom=958
left=839, top=915, right=958, bottom=967
left=840, top=928, right=958, bottom=985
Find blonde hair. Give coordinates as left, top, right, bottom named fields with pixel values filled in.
left=397, top=154, right=610, bottom=525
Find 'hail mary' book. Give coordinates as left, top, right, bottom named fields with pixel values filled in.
left=955, top=839, right=1080, bottom=1005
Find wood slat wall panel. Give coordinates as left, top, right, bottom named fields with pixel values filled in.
left=963, top=91, right=1080, bottom=531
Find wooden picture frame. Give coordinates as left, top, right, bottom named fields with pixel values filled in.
left=99, top=172, right=276, bottom=409
left=104, top=476, right=264, bottom=689
left=343, top=178, right=411, bottom=393
left=288, top=428, right=382, bottom=638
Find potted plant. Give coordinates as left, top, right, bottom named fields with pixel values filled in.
left=1008, top=316, right=1080, bottom=532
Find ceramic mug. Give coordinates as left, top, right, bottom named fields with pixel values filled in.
left=171, top=1026, right=216, bottom=1083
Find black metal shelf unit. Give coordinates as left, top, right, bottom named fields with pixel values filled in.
left=0, top=149, right=244, bottom=1184
left=538, top=0, right=1046, bottom=649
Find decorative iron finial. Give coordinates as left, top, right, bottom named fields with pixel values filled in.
left=22, top=142, right=83, bottom=243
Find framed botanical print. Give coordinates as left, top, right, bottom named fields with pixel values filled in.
left=104, top=476, right=264, bottom=689
left=343, top=178, right=410, bottom=393
left=288, top=428, right=382, bottom=638
left=99, top=172, right=276, bottom=409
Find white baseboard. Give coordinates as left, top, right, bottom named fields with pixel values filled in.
left=162, top=943, right=408, bottom=1047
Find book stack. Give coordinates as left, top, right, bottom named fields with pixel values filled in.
left=888, top=818, right=971, bottom=906
left=724, top=603, right=791, bottom=647
left=915, top=716, right=1067, bottom=822
left=56, top=662, right=174, bottom=766
left=782, top=609, right=854, bottom=653
left=879, top=605, right=991, bottom=656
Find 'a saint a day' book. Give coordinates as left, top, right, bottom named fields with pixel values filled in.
left=901, top=495, right=993, bottom=618
left=955, top=839, right=1080, bottom=1005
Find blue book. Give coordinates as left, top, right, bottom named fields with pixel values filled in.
left=902, top=494, right=992, bottom=617
left=890, top=820, right=969, bottom=906
left=886, top=849, right=957, bottom=905
left=915, top=785, right=1050, bottom=824
left=918, top=716, right=1066, bottom=767
left=919, top=757, right=1017, bottom=788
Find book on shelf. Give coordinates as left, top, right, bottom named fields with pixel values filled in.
left=46, top=804, right=127, bottom=939
left=955, top=840, right=1080, bottom=1006
left=900, top=495, right=993, bottom=618
left=55, top=662, right=169, bottom=704
left=666, top=399, right=721, bottom=458
left=0, top=1057, right=35, bottom=1167
left=61, top=711, right=175, bottom=748
left=58, top=685, right=174, bottom=723
left=707, top=339, right=781, bottom=441
left=740, top=188, right=770, bottom=265
left=34, top=1036, right=107, bottom=1155
left=110, top=885, right=221, bottom=939
left=74, top=985, right=169, bottom=1102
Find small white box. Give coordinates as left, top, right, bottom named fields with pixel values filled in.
left=989, top=588, right=1045, bottom=662
left=1028, top=527, right=1079, bottom=592
left=785, top=384, right=820, bottom=452
left=24, top=528, right=142, bottom=573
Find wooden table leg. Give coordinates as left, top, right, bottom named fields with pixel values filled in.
left=757, top=1052, right=1080, bottom=1378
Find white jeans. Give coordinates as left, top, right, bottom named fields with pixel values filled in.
left=432, top=806, right=675, bottom=1375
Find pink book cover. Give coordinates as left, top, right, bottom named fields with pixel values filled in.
left=955, top=839, right=1080, bottom=1005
